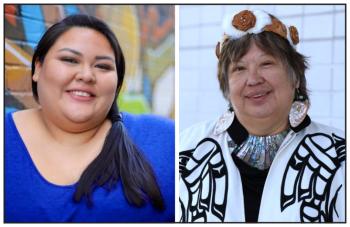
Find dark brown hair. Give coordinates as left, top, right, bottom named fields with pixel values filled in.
left=217, top=31, right=309, bottom=101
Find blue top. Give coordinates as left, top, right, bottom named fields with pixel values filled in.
left=5, top=111, right=175, bottom=223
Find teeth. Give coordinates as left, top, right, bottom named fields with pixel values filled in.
left=71, top=91, right=91, bottom=97
left=252, top=92, right=267, bottom=98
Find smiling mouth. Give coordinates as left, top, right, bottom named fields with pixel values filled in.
left=246, top=91, right=270, bottom=99
left=70, top=90, right=94, bottom=97
left=67, top=90, right=96, bottom=103
left=67, top=90, right=96, bottom=100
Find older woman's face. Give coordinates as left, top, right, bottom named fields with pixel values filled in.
left=33, top=27, right=118, bottom=131
left=228, top=43, right=295, bottom=127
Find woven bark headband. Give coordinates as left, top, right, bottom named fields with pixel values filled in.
left=216, top=9, right=299, bottom=58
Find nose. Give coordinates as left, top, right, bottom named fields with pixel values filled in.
left=75, top=65, right=96, bottom=83
left=246, top=66, right=264, bottom=86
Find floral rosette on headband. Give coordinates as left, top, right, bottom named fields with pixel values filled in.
left=216, top=9, right=300, bottom=58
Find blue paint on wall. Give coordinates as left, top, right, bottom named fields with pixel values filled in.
left=20, top=5, right=45, bottom=49
left=64, top=5, right=80, bottom=16
left=143, top=75, right=152, bottom=105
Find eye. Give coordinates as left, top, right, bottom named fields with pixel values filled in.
left=60, top=57, right=78, bottom=64
left=261, top=61, right=274, bottom=67
left=233, top=66, right=246, bottom=72
left=95, top=64, right=114, bottom=71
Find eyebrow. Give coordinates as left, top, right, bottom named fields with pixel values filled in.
left=259, top=53, right=273, bottom=58
left=235, top=53, right=273, bottom=63
left=95, top=56, right=115, bottom=62
left=58, top=48, right=115, bottom=62
left=58, top=48, right=82, bottom=56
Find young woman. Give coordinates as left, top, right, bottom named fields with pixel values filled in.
left=5, top=14, right=174, bottom=222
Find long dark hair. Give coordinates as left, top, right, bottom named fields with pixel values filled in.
left=31, top=14, right=164, bottom=210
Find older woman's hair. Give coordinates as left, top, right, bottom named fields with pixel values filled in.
left=31, top=14, right=164, bottom=210
left=217, top=31, right=309, bottom=102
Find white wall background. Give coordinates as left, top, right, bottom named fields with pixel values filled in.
left=179, top=4, right=345, bottom=132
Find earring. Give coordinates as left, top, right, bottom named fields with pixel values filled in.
left=214, top=104, right=235, bottom=135
left=289, top=89, right=309, bottom=128
left=33, top=73, right=39, bottom=81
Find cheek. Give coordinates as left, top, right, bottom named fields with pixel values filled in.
left=38, top=63, right=71, bottom=88
left=99, top=76, right=118, bottom=97
left=228, top=78, right=243, bottom=101
left=37, top=70, right=64, bottom=96
left=287, top=88, right=295, bottom=103
left=275, top=81, right=295, bottom=103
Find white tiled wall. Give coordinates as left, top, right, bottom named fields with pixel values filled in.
left=179, top=4, right=345, bottom=132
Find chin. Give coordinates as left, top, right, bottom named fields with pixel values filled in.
left=64, top=112, right=95, bottom=124
left=246, top=108, right=275, bottom=119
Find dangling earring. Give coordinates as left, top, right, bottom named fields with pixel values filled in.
left=289, top=88, right=309, bottom=128
left=33, top=73, right=39, bottom=81
left=214, top=103, right=235, bottom=135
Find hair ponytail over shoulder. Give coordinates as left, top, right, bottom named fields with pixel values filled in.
left=74, top=101, right=164, bottom=210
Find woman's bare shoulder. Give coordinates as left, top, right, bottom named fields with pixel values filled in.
left=12, top=108, right=42, bottom=133
left=13, top=108, right=39, bottom=120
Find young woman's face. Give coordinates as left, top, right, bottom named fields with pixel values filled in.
left=228, top=43, right=295, bottom=127
left=33, top=27, right=118, bottom=131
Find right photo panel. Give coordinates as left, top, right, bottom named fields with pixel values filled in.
left=179, top=4, right=345, bottom=222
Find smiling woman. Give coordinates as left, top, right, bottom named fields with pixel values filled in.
left=5, top=14, right=174, bottom=222
left=33, top=27, right=118, bottom=132
left=179, top=9, right=345, bottom=223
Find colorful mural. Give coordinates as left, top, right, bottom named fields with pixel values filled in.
left=5, top=4, right=175, bottom=117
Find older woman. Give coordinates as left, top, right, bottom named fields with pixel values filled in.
left=179, top=10, right=345, bottom=222
left=5, top=14, right=174, bottom=222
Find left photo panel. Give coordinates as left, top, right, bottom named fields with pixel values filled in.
left=4, top=4, right=175, bottom=222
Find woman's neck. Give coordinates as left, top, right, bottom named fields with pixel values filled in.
left=36, top=108, right=111, bottom=147
left=236, top=113, right=289, bottom=136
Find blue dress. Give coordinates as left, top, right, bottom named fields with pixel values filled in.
left=5, top=111, right=175, bottom=222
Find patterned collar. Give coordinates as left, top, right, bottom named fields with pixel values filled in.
left=227, top=115, right=311, bottom=147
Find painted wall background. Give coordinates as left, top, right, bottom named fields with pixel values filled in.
left=5, top=4, right=175, bottom=118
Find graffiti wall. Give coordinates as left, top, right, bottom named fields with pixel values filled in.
left=5, top=4, right=175, bottom=118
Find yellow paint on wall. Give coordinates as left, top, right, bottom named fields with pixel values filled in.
left=96, top=5, right=141, bottom=82
left=5, top=39, right=32, bottom=66
left=5, top=66, right=32, bottom=92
